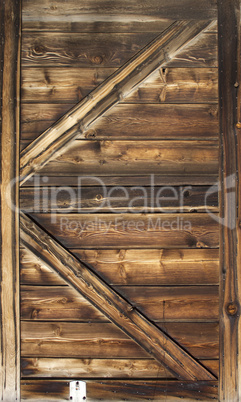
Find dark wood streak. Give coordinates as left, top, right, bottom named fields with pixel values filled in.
left=20, top=213, right=216, bottom=381
left=0, top=0, right=21, bottom=400
left=218, top=0, right=241, bottom=400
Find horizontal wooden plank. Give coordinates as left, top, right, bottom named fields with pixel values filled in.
left=82, top=104, right=219, bottom=140
left=20, top=185, right=219, bottom=213
left=30, top=213, right=219, bottom=249
left=21, top=286, right=219, bottom=322
left=22, top=0, right=217, bottom=27
left=21, top=32, right=158, bottom=67
left=126, top=67, right=218, bottom=104
left=37, top=140, right=219, bottom=177
left=21, top=67, right=218, bottom=104
left=21, top=321, right=218, bottom=359
left=21, top=104, right=219, bottom=142
left=22, top=174, right=219, bottom=187
left=21, top=67, right=115, bottom=104
left=165, top=32, right=217, bottom=68
left=20, top=379, right=218, bottom=401
left=22, top=15, right=173, bottom=33
left=20, top=247, right=219, bottom=286
left=21, top=357, right=219, bottom=379
left=21, top=32, right=217, bottom=68
left=21, top=103, right=75, bottom=142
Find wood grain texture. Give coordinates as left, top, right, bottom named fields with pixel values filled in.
left=20, top=357, right=219, bottom=379
left=82, top=104, right=218, bottom=140
left=21, top=174, right=219, bottom=187
left=20, top=247, right=219, bottom=286
left=0, top=0, right=21, bottom=400
left=22, top=32, right=158, bottom=67
left=20, top=20, right=214, bottom=185
left=20, top=213, right=216, bottom=381
left=165, top=32, right=217, bottom=68
left=20, top=285, right=219, bottom=322
left=37, top=139, right=219, bottom=176
left=20, top=321, right=218, bottom=360
left=21, top=67, right=218, bottom=104
left=22, top=0, right=217, bottom=27
left=20, top=185, right=219, bottom=213
left=20, top=379, right=218, bottom=401
left=31, top=213, right=219, bottom=249
left=218, top=1, right=241, bottom=400
left=21, top=32, right=217, bottom=69
left=21, top=103, right=219, bottom=142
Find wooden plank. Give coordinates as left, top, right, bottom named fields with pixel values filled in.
left=126, top=67, right=218, bottom=104
left=218, top=0, right=241, bottom=400
left=20, top=213, right=216, bottom=381
left=20, top=285, right=219, bottom=322
left=0, top=0, right=21, bottom=400
left=20, top=358, right=219, bottom=379
left=21, top=67, right=115, bottom=104
left=20, top=185, right=219, bottom=214
left=166, top=32, right=217, bottom=68
left=20, top=380, right=218, bottom=401
left=21, top=32, right=158, bottom=67
left=21, top=67, right=218, bottom=104
left=82, top=104, right=218, bottom=140
left=20, top=247, right=219, bottom=286
left=37, top=139, right=219, bottom=176
left=22, top=0, right=217, bottom=27
left=20, top=321, right=218, bottom=359
left=20, top=20, right=214, bottom=185
left=21, top=104, right=219, bottom=142
left=31, top=213, right=219, bottom=249
left=21, top=32, right=217, bottom=69
left=21, top=174, right=219, bottom=187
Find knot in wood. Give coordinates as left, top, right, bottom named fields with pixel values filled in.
left=33, top=45, right=46, bottom=55
left=92, top=55, right=103, bottom=65
left=226, top=302, right=238, bottom=316
left=95, top=194, right=103, bottom=202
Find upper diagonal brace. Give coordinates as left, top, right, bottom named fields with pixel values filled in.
left=20, top=212, right=216, bottom=381
left=20, top=20, right=214, bottom=185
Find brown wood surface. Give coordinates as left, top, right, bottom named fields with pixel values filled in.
left=218, top=0, right=241, bottom=400
left=22, top=174, right=219, bottom=187
left=0, top=0, right=21, bottom=400
left=20, top=185, right=219, bottom=213
left=20, top=247, right=219, bottom=286
left=37, top=139, right=219, bottom=176
left=22, top=32, right=158, bottom=67
left=20, top=285, right=219, bottom=322
left=20, top=213, right=216, bottom=381
left=22, top=0, right=217, bottom=27
left=21, top=67, right=218, bottom=104
left=21, top=104, right=218, bottom=142
left=31, top=213, right=219, bottom=249
left=21, top=32, right=217, bottom=68
left=20, top=20, right=213, bottom=185
left=21, top=103, right=219, bottom=143
left=20, top=321, right=218, bottom=360
left=20, top=357, right=219, bottom=379
left=20, top=379, right=218, bottom=401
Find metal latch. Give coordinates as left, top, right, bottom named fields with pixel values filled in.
left=69, top=381, right=86, bottom=401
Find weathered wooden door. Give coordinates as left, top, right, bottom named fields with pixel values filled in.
left=1, top=0, right=241, bottom=401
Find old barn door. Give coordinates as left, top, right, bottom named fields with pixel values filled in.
left=1, top=0, right=241, bottom=400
